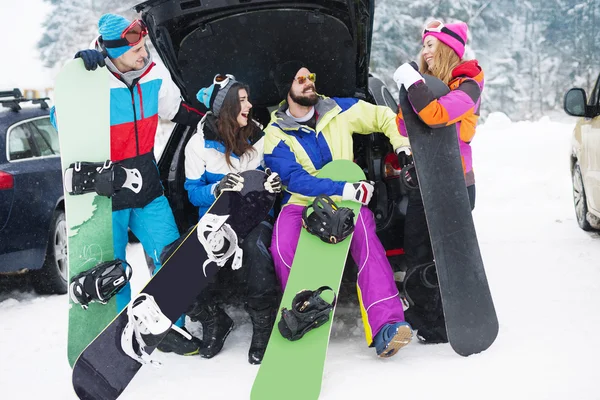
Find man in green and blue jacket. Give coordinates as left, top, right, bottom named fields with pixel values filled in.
left=264, top=61, right=414, bottom=358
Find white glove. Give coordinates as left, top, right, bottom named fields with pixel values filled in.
left=264, top=168, right=282, bottom=193
left=342, top=181, right=374, bottom=205
left=393, top=62, right=423, bottom=91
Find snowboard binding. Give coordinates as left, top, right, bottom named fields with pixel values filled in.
left=302, top=195, right=355, bottom=244
left=401, top=261, right=439, bottom=308
left=278, top=286, right=336, bottom=341
left=198, top=212, right=243, bottom=273
left=69, top=259, right=133, bottom=309
left=63, top=160, right=143, bottom=197
left=120, top=293, right=192, bottom=366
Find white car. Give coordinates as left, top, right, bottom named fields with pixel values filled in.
left=564, top=73, right=600, bottom=231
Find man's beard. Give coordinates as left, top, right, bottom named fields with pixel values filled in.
left=290, top=87, right=319, bottom=107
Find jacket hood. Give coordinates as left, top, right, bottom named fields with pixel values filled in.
left=199, top=113, right=220, bottom=142
left=452, top=59, right=483, bottom=80
left=271, top=95, right=338, bottom=131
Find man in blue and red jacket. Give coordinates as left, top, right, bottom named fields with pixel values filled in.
left=64, top=13, right=204, bottom=355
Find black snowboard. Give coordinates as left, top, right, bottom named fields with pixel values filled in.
left=71, top=170, right=276, bottom=400
left=399, top=75, right=498, bottom=356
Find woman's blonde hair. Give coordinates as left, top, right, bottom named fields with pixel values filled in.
left=419, top=40, right=462, bottom=85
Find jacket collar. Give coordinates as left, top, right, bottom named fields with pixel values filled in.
left=452, top=59, right=483, bottom=81
left=95, top=37, right=154, bottom=87
left=271, top=95, right=339, bottom=132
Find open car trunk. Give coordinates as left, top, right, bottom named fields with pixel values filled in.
left=135, top=0, right=375, bottom=108
left=133, top=0, right=377, bottom=233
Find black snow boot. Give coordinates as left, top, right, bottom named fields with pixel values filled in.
left=156, top=327, right=202, bottom=356
left=187, top=302, right=234, bottom=359
left=247, top=306, right=276, bottom=365
left=416, top=321, right=448, bottom=344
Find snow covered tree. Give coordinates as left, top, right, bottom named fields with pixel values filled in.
left=370, top=0, right=519, bottom=119
left=37, top=0, right=600, bottom=120
left=370, top=0, right=600, bottom=120
left=541, top=0, right=600, bottom=95
left=38, top=0, right=138, bottom=69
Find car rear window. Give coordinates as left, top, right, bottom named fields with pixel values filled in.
left=6, top=117, right=59, bottom=161
left=31, top=118, right=60, bottom=156
left=7, top=124, right=34, bottom=161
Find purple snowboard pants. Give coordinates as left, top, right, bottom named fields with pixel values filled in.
left=270, top=204, right=405, bottom=344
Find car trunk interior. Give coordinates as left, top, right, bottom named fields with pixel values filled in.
left=134, top=0, right=376, bottom=232
left=136, top=0, right=373, bottom=109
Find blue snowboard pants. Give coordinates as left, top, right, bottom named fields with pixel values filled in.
left=112, top=195, right=185, bottom=327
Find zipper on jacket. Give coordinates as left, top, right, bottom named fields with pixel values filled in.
left=129, top=84, right=140, bottom=156
left=113, top=64, right=154, bottom=158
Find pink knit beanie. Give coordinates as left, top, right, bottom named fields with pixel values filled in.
left=422, top=21, right=468, bottom=59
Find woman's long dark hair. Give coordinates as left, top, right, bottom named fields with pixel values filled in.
left=217, top=82, right=257, bottom=168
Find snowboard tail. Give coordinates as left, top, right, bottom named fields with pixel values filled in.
left=252, top=160, right=365, bottom=400
left=398, top=75, right=498, bottom=356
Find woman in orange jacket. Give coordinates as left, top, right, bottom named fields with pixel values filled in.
left=393, top=19, right=484, bottom=344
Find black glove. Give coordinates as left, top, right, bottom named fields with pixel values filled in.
left=264, top=168, right=282, bottom=193
left=396, top=146, right=412, bottom=168
left=214, top=173, right=244, bottom=197
left=74, top=49, right=106, bottom=71
left=171, top=102, right=205, bottom=126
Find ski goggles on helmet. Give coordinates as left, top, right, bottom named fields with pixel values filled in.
left=294, top=73, right=316, bottom=85
left=213, top=73, right=236, bottom=88
left=422, top=20, right=465, bottom=45
left=103, top=19, right=148, bottom=49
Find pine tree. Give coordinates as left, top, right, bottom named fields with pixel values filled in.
left=37, top=0, right=600, bottom=120
left=38, top=0, right=138, bottom=69
left=370, top=0, right=547, bottom=120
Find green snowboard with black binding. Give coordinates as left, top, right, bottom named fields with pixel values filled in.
left=54, top=59, right=116, bottom=367
left=251, top=159, right=364, bottom=400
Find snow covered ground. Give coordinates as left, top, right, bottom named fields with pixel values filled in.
left=2, top=113, right=600, bottom=400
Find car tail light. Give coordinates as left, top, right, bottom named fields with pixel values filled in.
left=385, top=248, right=405, bottom=256
left=0, top=171, right=14, bottom=190
left=383, top=152, right=401, bottom=179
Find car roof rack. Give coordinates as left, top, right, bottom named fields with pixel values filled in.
left=0, top=88, right=50, bottom=112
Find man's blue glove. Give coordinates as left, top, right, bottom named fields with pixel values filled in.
left=74, top=49, right=106, bottom=71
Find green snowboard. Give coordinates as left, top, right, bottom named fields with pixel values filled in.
left=54, top=59, right=115, bottom=367
left=251, top=159, right=364, bottom=400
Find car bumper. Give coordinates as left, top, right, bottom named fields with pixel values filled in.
left=0, top=247, right=45, bottom=273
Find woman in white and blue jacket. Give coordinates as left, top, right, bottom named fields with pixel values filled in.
left=183, top=74, right=281, bottom=365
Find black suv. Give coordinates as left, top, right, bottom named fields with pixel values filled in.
left=135, top=0, right=409, bottom=275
